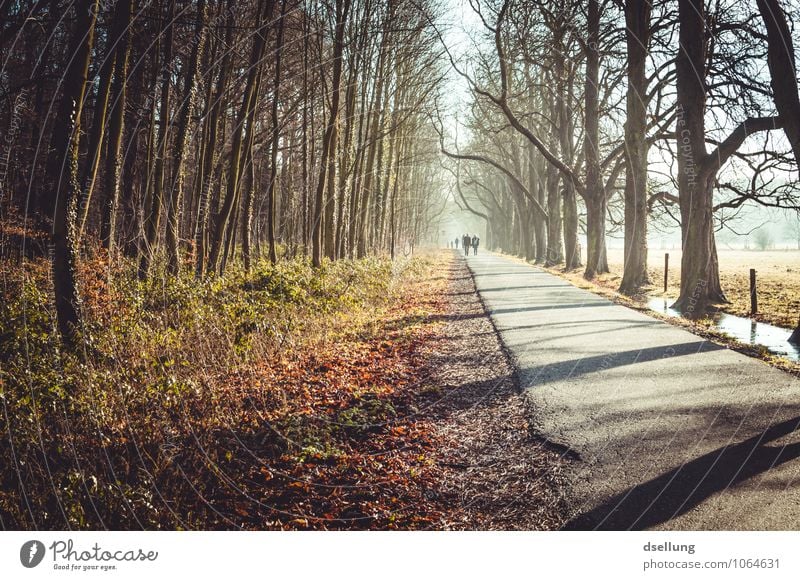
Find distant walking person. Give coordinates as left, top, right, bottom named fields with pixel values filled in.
left=462, top=234, right=470, bottom=256
left=455, top=237, right=459, bottom=249
left=472, top=235, right=480, bottom=255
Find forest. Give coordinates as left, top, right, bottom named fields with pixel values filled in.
left=1, top=0, right=446, bottom=344
left=2, top=0, right=800, bottom=531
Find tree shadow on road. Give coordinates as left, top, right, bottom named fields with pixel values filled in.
left=563, top=414, right=800, bottom=530
left=519, top=341, right=722, bottom=388
left=478, top=285, right=572, bottom=293
left=488, top=302, right=613, bottom=316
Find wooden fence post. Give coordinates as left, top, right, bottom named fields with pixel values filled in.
left=750, top=268, right=757, bottom=315
left=664, top=253, right=669, bottom=293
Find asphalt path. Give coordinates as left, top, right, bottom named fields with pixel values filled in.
left=465, top=251, right=800, bottom=530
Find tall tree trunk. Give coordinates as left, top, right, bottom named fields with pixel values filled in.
left=371, top=91, right=389, bottom=250
left=208, top=0, right=274, bottom=275
left=301, top=10, right=311, bottom=254
left=336, top=33, right=362, bottom=259
left=529, top=154, right=547, bottom=263
left=266, top=0, right=287, bottom=265
left=119, top=73, right=145, bottom=258
left=673, top=0, right=724, bottom=313
left=100, top=0, right=134, bottom=258
left=619, top=0, right=652, bottom=294
left=582, top=0, right=609, bottom=279
left=524, top=65, right=547, bottom=263
left=166, top=0, right=206, bottom=275
left=757, top=0, right=800, bottom=339
left=346, top=13, right=375, bottom=259
left=562, top=183, right=580, bottom=268
left=558, top=61, right=580, bottom=270
left=313, top=0, right=351, bottom=266
left=51, top=0, right=99, bottom=345
left=31, top=0, right=60, bottom=221
left=673, top=3, right=781, bottom=312
left=77, top=0, right=131, bottom=240
left=757, top=0, right=800, bottom=173
left=347, top=104, right=368, bottom=258
left=545, top=163, right=563, bottom=265
left=525, top=150, right=538, bottom=261
left=531, top=154, right=547, bottom=262
left=509, top=138, right=533, bottom=260
left=389, top=128, right=404, bottom=260
left=189, top=40, right=214, bottom=260
left=377, top=99, right=399, bottom=251
left=139, top=0, right=176, bottom=280
left=241, top=112, right=258, bottom=271
left=356, top=15, right=390, bottom=258
left=195, top=0, right=234, bottom=278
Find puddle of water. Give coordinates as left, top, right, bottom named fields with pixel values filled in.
left=647, top=298, right=800, bottom=362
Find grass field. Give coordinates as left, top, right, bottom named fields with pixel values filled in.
left=578, top=248, right=800, bottom=328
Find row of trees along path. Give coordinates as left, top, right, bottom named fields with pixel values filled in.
left=1, top=0, right=446, bottom=345
left=3, top=0, right=800, bottom=345
left=439, top=0, right=800, bottom=326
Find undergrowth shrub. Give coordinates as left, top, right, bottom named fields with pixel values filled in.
left=0, top=252, right=415, bottom=529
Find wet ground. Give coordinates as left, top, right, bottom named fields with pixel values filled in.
left=647, top=298, right=800, bottom=362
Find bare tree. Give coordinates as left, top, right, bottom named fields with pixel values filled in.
left=673, top=0, right=781, bottom=312
left=51, top=0, right=100, bottom=344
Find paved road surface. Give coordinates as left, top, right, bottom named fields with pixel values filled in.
left=465, top=252, right=800, bottom=530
